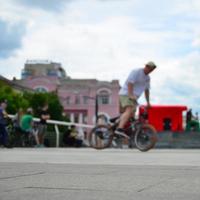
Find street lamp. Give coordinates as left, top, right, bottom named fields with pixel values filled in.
left=84, top=95, right=99, bottom=124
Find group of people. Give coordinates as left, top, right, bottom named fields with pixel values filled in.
left=0, top=99, right=85, bottom=148
left=0, top=100, right=50, bottom=148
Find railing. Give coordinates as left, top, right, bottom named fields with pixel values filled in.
left=8, top=115, right=94, bottom=147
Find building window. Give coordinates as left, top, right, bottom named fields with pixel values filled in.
left=98, top=91, right=110, bottom=105
left=74, top=113, right=79, bottom=123
left=47, top=69, right=57, bottom=76
left=21, top=69, right=33, bottom=79
left=66, top=97, right=71, bottom=105
left=83, top=113, right=88, bottom=123
left=83, top=96, right=88, bottom=104
left=75, top=96, right=80, bottom=104
left=35, top=87, right=48, bottom=93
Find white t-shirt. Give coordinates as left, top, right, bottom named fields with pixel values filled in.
left=119, top=68, right=150, bottom=98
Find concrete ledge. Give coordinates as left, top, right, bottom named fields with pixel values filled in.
left=156, top=131, right=200, bottom=148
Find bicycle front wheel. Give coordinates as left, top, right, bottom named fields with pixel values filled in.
left=134, top=124, right=157, bottom=152
left=88, top=125, right=114, bottom=149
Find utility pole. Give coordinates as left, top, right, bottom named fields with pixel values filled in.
left=84, top=95, right=99, bottom=125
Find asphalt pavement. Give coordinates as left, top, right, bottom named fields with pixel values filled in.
left=0, top=148, right=200, bottom=200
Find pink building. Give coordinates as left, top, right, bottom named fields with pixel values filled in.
left=16, top=60, right=120, bottom=125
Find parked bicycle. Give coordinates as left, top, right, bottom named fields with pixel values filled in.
left=88, top=107, right=157, bottom=152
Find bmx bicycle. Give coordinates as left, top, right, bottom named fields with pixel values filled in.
left=88, top=107, right=157, bottom=152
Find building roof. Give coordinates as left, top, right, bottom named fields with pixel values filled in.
left=25, top=59, right=57, bottom=64
left=0, top=75, right=34, bottom=92
left=60, top=78, right=119, bottom=87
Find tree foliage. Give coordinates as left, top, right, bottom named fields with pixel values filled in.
left=0, top=84, right=66, bottom=121
left=0, top=85, right=29, bottom=114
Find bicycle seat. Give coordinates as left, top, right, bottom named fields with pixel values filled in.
left=109, top=116, right=120, bottom=123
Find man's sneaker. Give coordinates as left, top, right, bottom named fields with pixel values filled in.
left=114, top=128, right=129, bottom=139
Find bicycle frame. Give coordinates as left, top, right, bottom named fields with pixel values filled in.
left=109, top=109, right=149, bottom=139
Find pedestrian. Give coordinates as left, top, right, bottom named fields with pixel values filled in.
left=12, top=108, right=24, bottom=146
left=0, top=99, right=12, bottom=148
left=115, top=61, right=157, bottom=137
left=37, top=104, right=50, bottom=147
left=186, top=109, right=192, bottom=124
left=20, top=108, right=39, bottom=146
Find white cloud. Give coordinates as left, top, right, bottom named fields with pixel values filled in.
left=149, top=51, right=200, bottom=112
left=0, top=0, right=200, bottom=113
left=171, top=0, right=200, bottom=14
left=192, top=31, right=200, bottom=47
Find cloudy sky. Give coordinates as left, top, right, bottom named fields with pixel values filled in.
left=0, top=0, right=200, bottom=113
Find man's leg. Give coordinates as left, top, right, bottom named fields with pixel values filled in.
left=0, top=124, right=3, bottom=145
left=0, top=124, right=9, bottom=147
left=37, top=124, right=45, bottom=145
left=115, top=96, right=136, bottom=136
left=2, top=126, right=8, bottom=146
left=118, top=106, right=134, bottom=129
left=114, top=106, right=134, bottom=138
left=38, top=125, right=46, bottom=146
left=33, top=130, right=40, bottom=146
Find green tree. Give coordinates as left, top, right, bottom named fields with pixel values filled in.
left=28, top=93, right=48, bottom=117
left=0, top=84, right=65, bottom=122
left=23, top=92, right=65, bottom=121
left=48, top=93, right=64, bottom=121
left=0, top=85, right=29, bottom=114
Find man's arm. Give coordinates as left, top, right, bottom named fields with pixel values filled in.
left=30, top=116, right=34, bottom=127
left=41, top=114, right=50, bottom=120
left=145, top=89, right=151, bottom=107
left=128, top=83, right=137, bottom=100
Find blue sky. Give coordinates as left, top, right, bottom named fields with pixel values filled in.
left=0, top=0, right=200, bottom=114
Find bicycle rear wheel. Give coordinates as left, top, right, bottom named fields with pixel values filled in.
left=134, top=124, right=157, bottom=152
left=88, top=125, right=114, bottom=149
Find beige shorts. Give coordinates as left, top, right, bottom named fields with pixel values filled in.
left=119, top=95, right=137, bottom=112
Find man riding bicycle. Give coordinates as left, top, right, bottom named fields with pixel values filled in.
left=115, top=61, right=157, bottom=137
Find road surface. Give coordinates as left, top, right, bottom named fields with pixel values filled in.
left=0, top=148, right=200, bottom=200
